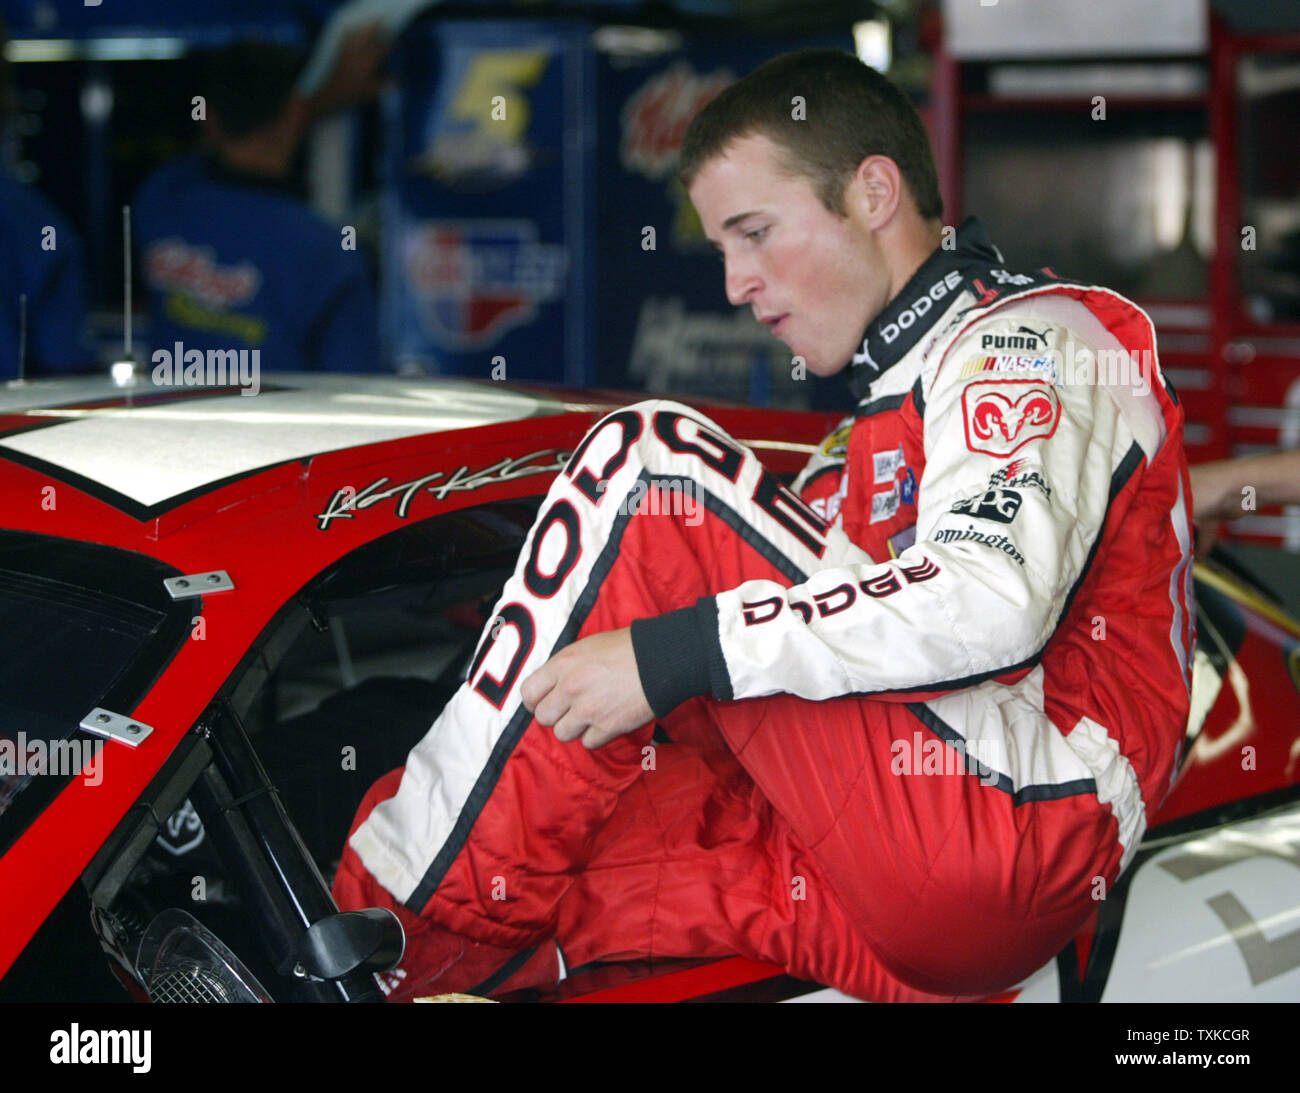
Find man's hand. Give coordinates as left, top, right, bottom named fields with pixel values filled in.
left=520, top=628, right=654, bottom=750
left=302, top=21, right=392, bottom=123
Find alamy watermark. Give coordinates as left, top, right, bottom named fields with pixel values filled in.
left=596, top=476, right=704, bottom=526
left=890, top=730, right=1005, bottom=787
left=0, top=733, right=102, bottom=786
left=974, top=339, right=1156, bottom=399
left=50, top=1024, right=150, bottom=1073
left=151, top=340, right=260, bottom=396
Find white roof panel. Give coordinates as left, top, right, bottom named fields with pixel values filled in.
left=0, top=374, right=565, bottom=508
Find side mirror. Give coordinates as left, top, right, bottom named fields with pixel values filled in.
left=293, top=908, right=405, bottom=981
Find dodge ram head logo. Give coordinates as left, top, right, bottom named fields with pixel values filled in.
left=962, top=379, right=1061, bottom=457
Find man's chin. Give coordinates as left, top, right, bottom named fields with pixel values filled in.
left=779, top=338, right=816, bottom=369
left=772, top=336, right=846, bottom=379
left=800, top=353, right=849, bottom=379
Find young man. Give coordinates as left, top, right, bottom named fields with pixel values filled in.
left=335, top=49, right=1194, bottom=1001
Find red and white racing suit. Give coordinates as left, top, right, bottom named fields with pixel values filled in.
left=335, top=218, right=1194, bottom=1001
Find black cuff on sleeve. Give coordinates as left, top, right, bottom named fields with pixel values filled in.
left=694, top=597, right=733, bottom=702
left=630, top=603, right=715, bottom=718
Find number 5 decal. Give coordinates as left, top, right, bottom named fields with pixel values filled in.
left=448, top=49, right=549, bottom=144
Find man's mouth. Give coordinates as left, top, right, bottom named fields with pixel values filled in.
left=758, top=313, right=789, bottom=336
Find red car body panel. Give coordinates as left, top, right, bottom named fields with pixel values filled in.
left=1155, top=573, right=1300, bottom=825
left=0, top=381, right=835, bottom=978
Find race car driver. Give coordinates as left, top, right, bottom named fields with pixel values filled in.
left=334, top=48, right=1194, bottom=1001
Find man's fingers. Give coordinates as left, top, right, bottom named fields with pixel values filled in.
left=523, top=662, right=577, bottom=727
left=519, top=662, right=554, bottom=713
left=580, top=724, right=619, bottom=751
left=532, top=687, right=570, bottom=728
left=553, top=713, right=589, bottom=744
left=518, top=635, right=645, bottom=748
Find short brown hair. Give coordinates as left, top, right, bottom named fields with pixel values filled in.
left=197, top=39, right=306, bottom=139
left=679, top=48, right=943, bottom=221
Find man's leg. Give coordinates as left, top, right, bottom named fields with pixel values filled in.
left=696, top=688, right=1124, bottom=997
left=553, top=677, right=1120, bottom=1000
left=336, top=399, right=873, bottom=992
left=553, top=733, right=977, bottom=1002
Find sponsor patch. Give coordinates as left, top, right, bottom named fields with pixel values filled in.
left=899, top=466, right=917, bottom=506
left=879, top=270, right=965, bottom=346
left=959, top=354, right=1061, bottom=384
left=988, top=269, right=1036, bottom=288
left=950, top=487, right=1022, bottom=524
left=873, top=444, right=906, bottom=484
left=978, top=322, right=1056, bottom=352
left=962, top=379, right=1061, bottom=457
left=932, top=524, right=1026, bottom=567
left=808, top=471, right=849, bottom=526
left=820, top=422, right=852, bottom=459
left=870, top=483, right=900, bottom=524
left=988, top=458, right=1052, bottom=499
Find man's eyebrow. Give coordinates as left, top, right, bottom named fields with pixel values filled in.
left=722, top=210, right=761, bottom=231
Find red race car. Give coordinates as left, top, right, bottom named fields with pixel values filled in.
left=0, top=374, right=1297, bottom=1002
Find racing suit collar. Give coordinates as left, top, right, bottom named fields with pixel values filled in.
left=847, top=216, right=1003, bottom=401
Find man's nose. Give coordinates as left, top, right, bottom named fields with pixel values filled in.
left=724, top=257, right=760, bottom=307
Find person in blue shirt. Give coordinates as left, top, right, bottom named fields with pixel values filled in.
left=0, top=175, right=93, bottom=379
left=133, top=37, right=386, bottom=374
left=0, top=19, right=92, bottom=379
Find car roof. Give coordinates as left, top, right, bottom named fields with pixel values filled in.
left=0, top=373, right=572, bottom=512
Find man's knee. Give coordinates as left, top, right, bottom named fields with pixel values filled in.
left=875, top=889, right=1096, bottom=996
left=865, top=808, right=1121, bottom=996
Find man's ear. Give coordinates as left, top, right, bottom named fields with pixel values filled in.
left=848, top=155, right=903, bottom=230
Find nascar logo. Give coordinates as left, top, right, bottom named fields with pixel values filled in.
left=960, top=354, right=1062, bottom=383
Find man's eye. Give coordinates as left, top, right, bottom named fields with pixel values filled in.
left=746, top=227, right=769, bottom=243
